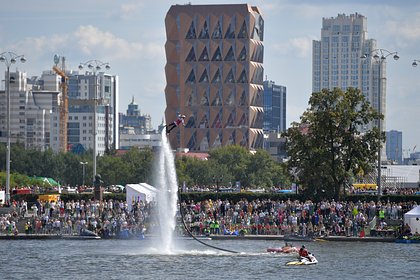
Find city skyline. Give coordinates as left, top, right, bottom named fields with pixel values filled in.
left=1, top=0, right=419, bottom=154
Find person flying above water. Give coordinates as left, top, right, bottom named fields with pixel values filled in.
left=165, top=114, right=186, bottom=134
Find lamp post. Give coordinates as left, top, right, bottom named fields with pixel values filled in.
left=361, top=49, right=399, bottom=201
left=80, top=161, right=88, bottom=186
left=78, top=60, right=110, bottom=183
left=0, top=51, right=26, bottom=205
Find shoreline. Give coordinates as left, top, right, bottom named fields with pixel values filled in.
left=0, top=233, right=396, bottom=242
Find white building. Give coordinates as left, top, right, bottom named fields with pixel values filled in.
left=0, top=71, right=60, bottom=151
left=0, top=67, right=119, bottom=155
left=67, top=71, right=119, bottom=154
left=119, top=127, right=162, bottom=150
left=312, top=13, right=389, bottom=133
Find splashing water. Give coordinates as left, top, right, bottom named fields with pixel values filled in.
left=156, top=130, right=179, bottom=253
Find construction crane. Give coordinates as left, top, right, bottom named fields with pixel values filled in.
left=52, top=55, right=68, bottom=153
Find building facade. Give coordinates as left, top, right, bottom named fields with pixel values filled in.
left=263, top=80, right=286, bottom=133
left=164, top=4, right=265, bottom=152
left=386, top=130, right=403, bottom=164
left=0, top=67, right=119, bottom=155
left=312, top=13, right=387, bottom=133
left=0, top=71, right=60, bottom=151
left=67, top=71, right=119, bottom=155
left=119, top=97, right=152, bottom=134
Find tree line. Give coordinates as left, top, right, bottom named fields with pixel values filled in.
left=0, top=143, right=290, bottom=190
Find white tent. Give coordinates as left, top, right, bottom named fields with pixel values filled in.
left=126, top=183, right=158, bottom=211
left=404, top=205, right=420, bottom=234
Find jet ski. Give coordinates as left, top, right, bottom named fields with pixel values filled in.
left=286, top=254, right=318, bottom=266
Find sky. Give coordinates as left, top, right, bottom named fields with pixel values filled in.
left=1, top=0, right=420, bottom=155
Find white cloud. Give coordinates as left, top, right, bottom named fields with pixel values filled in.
left=271, top=36, right=316, bottom=58
left=385, top=13, right=420, bottom=41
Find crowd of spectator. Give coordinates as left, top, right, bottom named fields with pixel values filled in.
left=179, top=198, right=418, bottom=238
left=0, top=196, right=418, bottom=239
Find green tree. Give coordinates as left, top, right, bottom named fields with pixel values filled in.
left=208, top=145, right=251, bottom=187
left=284, top=88, right=383, bottom=200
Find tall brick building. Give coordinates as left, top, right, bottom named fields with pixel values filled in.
left=164, top=4, right=264, bottom=151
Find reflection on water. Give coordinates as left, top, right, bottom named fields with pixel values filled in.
left=0, top=239, right=418, bottom=280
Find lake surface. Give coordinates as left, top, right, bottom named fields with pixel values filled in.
left=0, top=238, right=418, bottom=280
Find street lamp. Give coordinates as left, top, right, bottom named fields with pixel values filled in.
left=361, top=49, right=399, bottom=201
left=80, top=161, right=88, bottom=186
left=78, top=60, right=110, bottom=183
left=0, top=51, right=26, bottom=205
left=412, top=59, right=420, bottom=67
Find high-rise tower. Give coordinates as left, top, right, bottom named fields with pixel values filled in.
left=164, top=4, right=264, bottom=152
left=312, top=13, right=386, bottom=132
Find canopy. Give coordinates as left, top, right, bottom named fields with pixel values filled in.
left=404, top=205, right=420, bottom=234
left=34, top=177, right=60, bottom=186
left=126, top=183, right=158, bottom=211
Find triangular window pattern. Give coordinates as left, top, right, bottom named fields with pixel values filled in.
left=224, top=23, right=235, bottom=39
left=237, top=70, right=247, bottom=83
left=238, top=46, right=247, bottom=61
left=199, top=69, right=209, bottom=83
left=186, top=90, right=198, bottom=106
left=211, top=47, right=222, bottom=61
left=200, top=89, right=210, bottom=105
left=186, top=21, right=196, bottom=39
left=239, top=90, right=247, bottom=105
left=224, top=46, right=235, bottom=61
left=213, top=131, right=222, bottom=148
left=225, top=108, right=236, bottom=128
left=198, top=131, right=210, bottom=151
left=240, top=132, right=248, bottom=147
left=225, top=90, right=235, bottom=105
left=198, top=47, right=209, bottom=61
left=185, top=69, right=196, bottom=84
left=198, top=21, right=209, bottom=39
left=199, top=111, right=209, bottom=128
left=212, top=109, right=223, bottom=128
left=251, top=67, right=263, bottom=84
left=238, top=112, right=248, bottom=127
left=211, top=21, right=223, bottom=39
left=212, top=89, right=223, bottom=106
left=185, top=47, right=196, bottom=62
left=225, top=69, right=235, bottom=83
left=211, top=69, right=222, bottom=83
left=238, top=21, right=248, bottom=39
left=185, top=112, right=196, bottom=128
left=227, top=130, right=235, bottom=145
left=187, top=131, right=197, bottom=150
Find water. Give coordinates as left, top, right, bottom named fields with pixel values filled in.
left=4, top=132, right=417, bottom=279
left=155, top=130, right=178, bottom=253
left=0, top=239, right=418, bottom=279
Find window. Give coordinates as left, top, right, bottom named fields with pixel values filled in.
left=186, top=21, right=196, bottom=39
left=212, top=47, right=222, bottom=61
left=212, top=21, right=222, bottom=39
left=224, top=47, right=235, bottom=61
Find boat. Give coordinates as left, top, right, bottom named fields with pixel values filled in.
left=267, top=246, right=298, bottom=254
left=395, top=237, right=420, bottom=244
left=286, top=254, right=318, bottom=266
